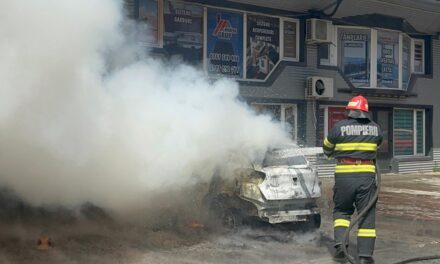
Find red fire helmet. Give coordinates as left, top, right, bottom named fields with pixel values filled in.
left=346, top=95, right=369, bottom=112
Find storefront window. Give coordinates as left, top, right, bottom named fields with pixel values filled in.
left=139, top=0, right=161, bottom=46
left=402, top=36, right=411, bottom=90
left=394, top=109, right=414, bottom=156
left=328, top=106, right=346, bottom=129
left=252, top=104, right=297, bottom=140
left=338, top=28, right=371, bottom=87
left=377, top=30, right=399, bottom=88
left=284, top=105, right=296, bottom=140
left=336, top=27, right=429, bottom=90
left=318, top=44, right=330, bottom=65
left=416, top=110, right=425, bottom=155
left=282, top=20, right=299, bottom=60
left=375, top=110, right=390, bottom=154
left=252, top=104, right=281, bottom=121
left=413, top=39, right=425, bottom=74
left=318, top=106, right=345, bottom=147
left=394, top=109, right=425, bottom=156
left=163, top=1, right=203, bottom=64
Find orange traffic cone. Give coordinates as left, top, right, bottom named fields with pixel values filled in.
left=37, top=236, right=52, bottom=250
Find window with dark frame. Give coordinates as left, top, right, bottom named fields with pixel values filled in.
left=413, top=39, right=425, bottom=74
left=393, top=109, right=425, bottom=156
left=337, top=28, right=371, bottom=88
left=335, top=26, right=428, bottom=90
left=318, top=44, right=330, bottom=65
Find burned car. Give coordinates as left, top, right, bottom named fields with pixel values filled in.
left=204, top=146, right=321, bottom=229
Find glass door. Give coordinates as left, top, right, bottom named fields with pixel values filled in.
left=372, top=109, right=392, bottom=172
left=282, top=105, right=297, bottom=141
left=251, top=103, right=297, bottom=141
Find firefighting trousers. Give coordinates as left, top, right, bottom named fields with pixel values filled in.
left=333, top=174, right=377, bottom=257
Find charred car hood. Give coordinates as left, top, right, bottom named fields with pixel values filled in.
left=259, top=166, right=321, bottom=200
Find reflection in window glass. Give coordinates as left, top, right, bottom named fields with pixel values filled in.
left=394, top=109, right=414, bottom=156
left=376, top=111, right=389, bottom=154
left=414, top=40, right=425, bottom=74
left=251, top=104, right=297, bottom=140
left=285, top=106, right=296, bottom=140
left=283, top=20, right=298, bottom=60
left=318, top=44, right=330, bottom=65
left=416, top=111, right=424, bottom=154
left=263, top=155, right=307, bottom=167
left=328, top=107, right=346, bottom=129
left=139, top=0, right=159, bottom=46
left=252, top=104, right=281, bottom=121
left=163, top=0, right=203, bottom=65
left=377, top=30, right=399, bottom=88
left=338, top=28, right=370, bottom=87
left=402, top=36, right=411, bottom=90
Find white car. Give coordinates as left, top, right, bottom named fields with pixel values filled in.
left=204, top=146, right=322, bottom=229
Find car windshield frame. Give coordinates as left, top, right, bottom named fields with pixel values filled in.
left=262, top=153, right=308, bottom=167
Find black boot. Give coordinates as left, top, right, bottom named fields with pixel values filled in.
left=333, top=245, right=347, bottom=263
left=359, top=256, right=375, bottom=264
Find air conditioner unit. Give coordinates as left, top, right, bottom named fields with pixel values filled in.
left=306, top=76, right=334, bottom=98
left=306, top=19, right=333, bottom=44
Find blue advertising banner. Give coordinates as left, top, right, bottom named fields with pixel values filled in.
left=207, top=9, right=243, bottom=78
left=163, top=1, right=203, bottom=64
left=246, top=14, right=280, bottom=80
left=377, top=31, right=399, bottom=88
left=338, top=28, right=370, bottom=87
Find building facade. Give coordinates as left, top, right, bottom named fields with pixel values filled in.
left=125, top=0, right=440, bottom=175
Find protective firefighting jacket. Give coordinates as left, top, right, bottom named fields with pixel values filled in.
left=323, top=117, right=383, bottom=174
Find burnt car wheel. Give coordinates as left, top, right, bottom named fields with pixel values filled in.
left=204, top=194, right=243, bottom=231
left=221, top=208, right=241, bottom=230
left=307, top=213, right=321, bottom=230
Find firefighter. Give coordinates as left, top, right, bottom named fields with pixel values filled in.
left=322, top=95, right=383, bottom=264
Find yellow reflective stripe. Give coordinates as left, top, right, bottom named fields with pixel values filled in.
left=335, top=164, right=376, bottom=173
left=358, top=229, right=377, bottom=237
left=335, top=143, right=377, bottom=151
left=334, top=219, right=350, bottom=228
left=324, top=137, right=335, bottom=148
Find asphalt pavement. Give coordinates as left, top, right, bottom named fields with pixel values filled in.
left=0, top=173, right=439, bottom=263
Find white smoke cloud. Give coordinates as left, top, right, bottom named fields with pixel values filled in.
left=0, top=0, right=291, bottom=210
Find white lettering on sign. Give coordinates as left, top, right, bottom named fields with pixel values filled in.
left=256, top=20, right=270, bottom=27
left=174, top=9, right=191, bottom=16
left=341, top=33, right=367, bottom=42
left=340, top=125, right=379, bottom=136
left=252, top=28, right=274, bottom=35
left=174, top=16, right=192, bottom=24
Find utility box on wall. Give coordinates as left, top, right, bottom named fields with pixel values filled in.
left=305, top=76, right=334, bottom=99
left=306, top=19, right=333, bottom=44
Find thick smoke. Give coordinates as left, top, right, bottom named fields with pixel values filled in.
left=0, top=0, right=291, bottom=210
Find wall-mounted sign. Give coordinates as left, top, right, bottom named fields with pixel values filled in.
left=163, top=1, right=203, bottom=64
left=283, top=20, right=298, bottom=59
left=377, top=31, right=399, bottom=88
left=207, top=9, right=243, bottom=78
left=246, top=14, right=280, bottom=80
left=338, top=28, right=371, bottom=87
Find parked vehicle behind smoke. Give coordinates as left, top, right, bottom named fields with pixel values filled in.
left=204, top=146, right=322, bottom=230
